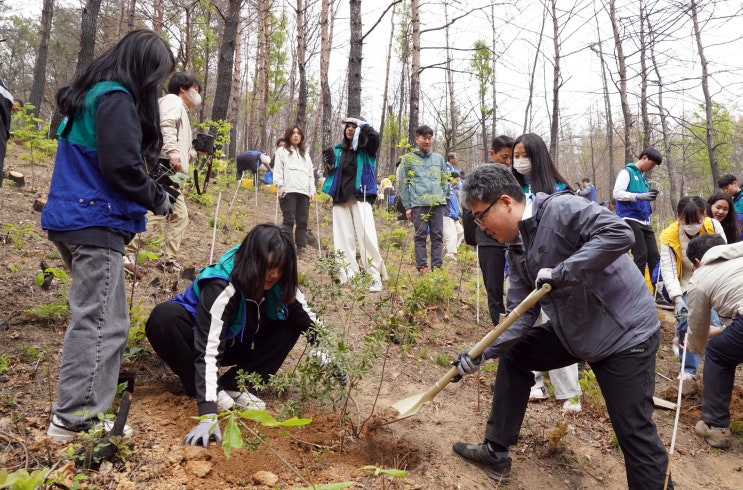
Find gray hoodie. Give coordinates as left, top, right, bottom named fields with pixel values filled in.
left=484, top=192, right=660, bottom=362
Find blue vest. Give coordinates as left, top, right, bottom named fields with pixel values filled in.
left=41, top=81, right=149, bottom=234
left=615, top=163, right=652, bottom=222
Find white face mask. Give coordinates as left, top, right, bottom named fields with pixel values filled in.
left=187, top=88, right=201, bottom=108
left=513, top=157, right=532, bottom=175
left=681, top=223, right=703, bottom=235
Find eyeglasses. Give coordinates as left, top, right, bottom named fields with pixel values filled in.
left=474, top=200, right=497, bottom=227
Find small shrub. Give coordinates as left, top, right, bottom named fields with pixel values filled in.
left=25, top=295, right=69, bottom=321
left=0, top=354, right=9, bottom=374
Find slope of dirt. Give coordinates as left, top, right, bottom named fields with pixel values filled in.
left=1, top=145, right=743, bottom=489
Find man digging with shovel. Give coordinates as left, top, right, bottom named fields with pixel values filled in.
left=451, top=165, right=672, bottom=488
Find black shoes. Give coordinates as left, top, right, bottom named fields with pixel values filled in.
left=452, top=441, right=511, bottom=483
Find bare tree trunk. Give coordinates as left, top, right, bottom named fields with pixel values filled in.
left=549, top=0, right=560, bottom=161
left=647, top=10, right=677, bottom=210
left=29, top=0, right=54, bottom=118
left=639, top=1, right=650, bottom=151
left=258, top=0, right=270, bottom=149
left=609, top=0, right=632, bottom=163
left=591, top=35, right=615, bottom=187
left=490, top=2, right=497, bottom=136
left=211, top=0, right=241, bottom=123
left=228, top=20, right=242, bottom=158
left=295, top=0, right=308, bottom=128
left=152, top=0, right=162, bottom=34
left=128, top=0, right=137, bottom=32
left=378, top=3, right=396, bottom=168
left=50, top=0, right=101, bottom=137
left=444, top=3, right=456, bottom=153
left=690, top=0, right=719, bottom=187
left=408, top=0, right=420, bottom=143
left=523, top=8, right=546, bottom=133
left=346, top=0, right=363, bottom=117
left=320, top=0, right=335, bottom=152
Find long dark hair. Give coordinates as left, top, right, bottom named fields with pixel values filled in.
left=230, top=223, right=297, bottom=303
left=707, top=192, right=739, bottom=243
left=283, top=125, right=307, bottom=158
left=56, top=29, right=175, bottom=157
left=676, top=195, right=707, bottom=224
left=512, top=133, right=571, bottom=194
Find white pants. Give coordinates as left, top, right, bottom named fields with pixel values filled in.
left=532, top=364, right=581, bottom=400
left=443, top=217, right=464, bottom=255
left=332, top=200, right=387, bottom=283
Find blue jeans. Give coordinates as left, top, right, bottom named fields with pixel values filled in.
left=52, top=242, right=129, bottom=431
left=677, top=292, right=722, bottom=375
left=701, top=316, right=743, bottom=427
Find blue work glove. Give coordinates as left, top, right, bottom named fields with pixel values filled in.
left=535, top=268, right=555, bottom=290
left=451, top=350, right=483, bottom=382
left=674, top=296, right=688, bottom=320
left=184, top=414, right=221, bottom=447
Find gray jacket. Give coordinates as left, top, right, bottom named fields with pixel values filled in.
left=484, top=192, right=659, bottom=362
left=397, top=149, right=448, bottom=209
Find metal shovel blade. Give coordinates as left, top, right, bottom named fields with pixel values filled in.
left=389, top=284, right=552, bottom=421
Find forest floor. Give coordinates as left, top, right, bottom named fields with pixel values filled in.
left=1, top=144, right=743, bottom=489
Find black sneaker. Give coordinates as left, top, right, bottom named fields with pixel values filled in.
left=452, top=442, right=511, bottom=483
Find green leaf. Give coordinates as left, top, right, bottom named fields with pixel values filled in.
left=237, top=410, right=311, bottom=428
left=221, top=416, right=243, bottom=460
left=34, top=272, right=44, bottom=286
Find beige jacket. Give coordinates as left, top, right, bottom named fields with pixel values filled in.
left=273, top=145, right=315, bottom=197
left=159, top=93, right=195, bottom=172
left=686, top=241, right=743, bottom=353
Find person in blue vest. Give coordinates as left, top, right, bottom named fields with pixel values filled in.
left=612, top=148, right=661, bottom=276
left=576, top=177, right=596, bottom=201
left=145, top=223, right=347, bottom=447
left=717, top=174, right=743, bottom=240
left=42, top=30, right=175, bottom=442
left=322, top=117, right=387, bottom=292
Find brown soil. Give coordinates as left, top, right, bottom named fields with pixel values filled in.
left=1, top=145, right=743, bottom=489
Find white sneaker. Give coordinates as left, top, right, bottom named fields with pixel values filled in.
left=225, top=390, right=266, bottom=410
left=216, top=390, right=237, bottom=412
left=529, top=386, right=547, bottom=401
left=47, top=415, right=133, bottom=443
left=678, top=372, right=697, bottom=381
left=369, top=279, right=383, bottom=293
left=445, top=253, right=458, bottom=262
left=562, top=397, right=582, bottom=413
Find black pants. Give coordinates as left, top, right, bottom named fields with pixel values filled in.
left=478, top=245, right=506, bottom=321
left=145, top=301, right=303, bottom=395
left=484, top=326, right=670, bottom=489
left=280, top=192, right=310, bottom=249
left=626, top=219, right=660, bottom=278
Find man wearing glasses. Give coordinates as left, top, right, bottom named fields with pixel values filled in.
left=451, top=164, right=671, bottom=488
left=612, top=148, right=662, bottom=278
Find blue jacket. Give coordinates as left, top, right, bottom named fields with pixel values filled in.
left=170, top=244, right=287, bottom=342
left=446, top=184, right=461, bottom=220
left=322, top=145, right=378, bottom=200
left=615, top=163, right=652, bottom=222
left=41, top=81, right=165, bottom=234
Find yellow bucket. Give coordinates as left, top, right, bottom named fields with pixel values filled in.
left=269, top=183, right=277, bottom=193
left=241, top=177, right=254, bottom=189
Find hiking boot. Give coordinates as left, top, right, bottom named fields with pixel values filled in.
left=417, top=266, right=429, bottom=278
left=156, top=259, right=183, bottom=273
left=47, top=415, right=133, bottom=443
left=695, top=420, right=731, bottom=448
left=122, top=253, right=143, bottom=279
left=452, top=442, right=511, bottom=483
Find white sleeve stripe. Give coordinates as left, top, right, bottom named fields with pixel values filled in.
left=204, top=284, right=237, bottom=404
left=294, top=288, right=319, bottom=326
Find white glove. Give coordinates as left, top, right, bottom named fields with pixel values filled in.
left=184, top=414, right=221, bottom=447
left=310, top=348, right=349, bottom=387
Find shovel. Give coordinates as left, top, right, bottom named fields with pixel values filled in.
left=390, top=283, right=552, bottom=422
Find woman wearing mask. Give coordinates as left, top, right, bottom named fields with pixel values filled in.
left=511, top=132, right=580, bottom=411
left=660, top=196, right=726, bottom=385
left=708, top=192, right=739, bottom=244
left=511, top=133, right=572, bottom=194
left=274, top=125, right=315, bottom=255
left=42, top=29, right=174, bottom=441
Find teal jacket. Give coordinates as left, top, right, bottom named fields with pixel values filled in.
left=398, top=149, right=448, bottom=209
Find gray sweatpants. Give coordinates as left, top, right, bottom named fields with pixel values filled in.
left=52, top=242, right=129, bottom=431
